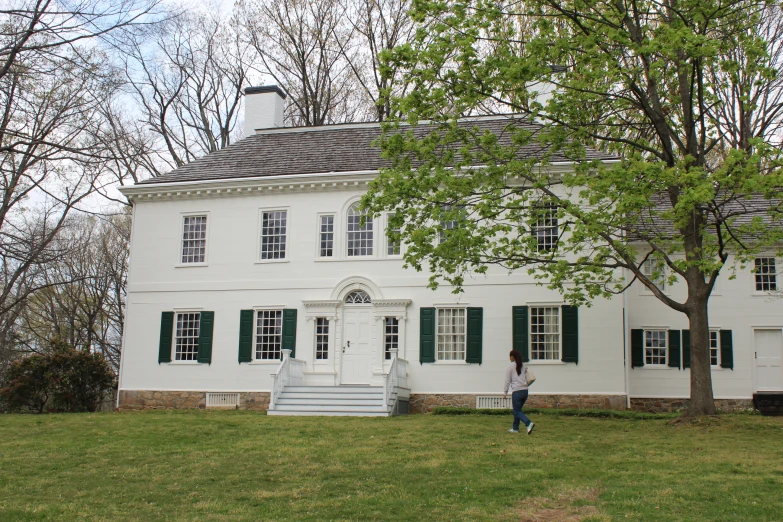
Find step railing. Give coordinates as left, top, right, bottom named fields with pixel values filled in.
left=270, top=349, right=306, bottom=410
left=383, top=349, right=408, bottom=411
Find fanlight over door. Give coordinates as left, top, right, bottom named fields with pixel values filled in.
left=344, top=290, right=372, bottom=305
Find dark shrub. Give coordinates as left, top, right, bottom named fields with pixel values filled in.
left=0, top=339, right=115, bottom=413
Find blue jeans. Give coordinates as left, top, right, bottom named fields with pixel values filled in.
left=511, top=390, right=532, bottom=431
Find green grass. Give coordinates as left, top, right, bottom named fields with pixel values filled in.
left=1, top=411, right=782, bottom=521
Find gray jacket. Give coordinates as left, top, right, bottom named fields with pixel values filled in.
left=504, top=362, right=529, bottom=393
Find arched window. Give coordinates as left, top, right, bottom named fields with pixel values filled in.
left=346, top=203, right=373, bottom=256
left=345, top=290, right=372, bottom=304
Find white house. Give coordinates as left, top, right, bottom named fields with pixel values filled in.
left=116, top=85, right=783, bottom=415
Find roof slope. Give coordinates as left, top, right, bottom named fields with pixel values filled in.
left=139, top=117, right=618, bottom=185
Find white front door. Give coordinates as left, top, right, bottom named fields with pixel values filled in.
left=341, top=307, right=373, bottom=384
left=755, top=329, right=783, bottom=391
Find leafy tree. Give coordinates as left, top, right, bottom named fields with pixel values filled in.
left=363, top=0, right=783, bottom=416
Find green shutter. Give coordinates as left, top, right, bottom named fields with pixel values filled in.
left=631, top=329, right=644, bottom=368
left=512, top=306, right=529, bottom=362
left=466, top=307, right=483, bottom=364
left=668, top=330, right=681, bottom=368
left=420, top=308, right=435, bottom=363
left=197, top=311, right=215, bottom=364
left=720, top=330, right=734, bottom=369
left=682, top=330, right=691, bottom=368
left=238, top=310, right=254, bottom=363
left=282, top=309, right=297, bottom=357
left=158, top=311, right=174, bottom=363
left=561, top=306, right=579, bottom=364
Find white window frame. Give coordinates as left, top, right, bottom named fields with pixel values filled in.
left=177, top=212, right=210, bottom=267
left=317, top=213, right=336, bottom=258
left=709, top=329, right=721, bottom=368
left=314, top=317, right=330, bottom=360
left=252, top=308, right=284, bottom=362
left=384, top=317, right=400, bottom=360
left=435, top=306, right=467, bottom=363
left=346, top=202, right=374, bottom=257
left=753, top=257, right=779, bottom=293
left=529, top=305, right=562, bottom=361
left=640, top=258, right=668, bottom=294
left=531, top=203, right=558, bottom=253
left=643, top=328, right=668, bottom=367
left=172, top=311, right=201, bottom=363
left=256, top=207, right=290, bottom=263
left=385, top=213, right=402, bottom=258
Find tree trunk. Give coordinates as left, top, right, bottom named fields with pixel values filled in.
left=685, top=296, right=717, bottom=416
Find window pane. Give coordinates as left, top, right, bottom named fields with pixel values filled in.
left=755, top=257, right=778, bottom=292
left=255, top=310, right=282, bottom=360
left=175, top=312, right=200, bottom=361
left=644, top=330, right=667, bottom=365
left=387, top=215, right=401, bottom=255
left=260, top=211, right=287, bottom=260
left=181, top=215, right=207, bottom=263
left=710, top=331, right=719, bottom=366
left=347, top=203, right=373, bottom=256
left=531, top=204, right=558, bottom=252
left=642, top=258, right=666, bottom=290
left=315, top=318, right=329, bottom=360
left=437, top=308, right=465, bottom=361
left=384, top=317, right=399, bottom=360
left=530, top=307, right=560, bottom=360
left=319, top=215, right=334, bottom=257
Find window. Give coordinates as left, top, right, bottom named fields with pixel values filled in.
left=345, top=290, right=372, bottom=304
left=439, top=219, right=457, bottom=245
left=644, top=330, right=667, bottom=365
left=387, top=215, right=401, bottom=256
left=260, top=210, right=287, bottom=260
left=754, top=257, right=778, bottom=292
left=530, top=307, right=560, bottom=360
left=315, top=318, right=329, bottom=360
left=710, top=330, right=720, bottom=367
left=437, top=308, right=466, bottom=361
left=641, top=258, right=667, bottom=291
left=438, top=205, right=459, bottom=245
left=319, top=215, right=335, bottom=257
left=181, top=215, right=207, bottom=264
left=531, top=204, right=558, bottom=252
left=255, top=310, right=282, bottom=360
left=384, top=317, right=399, bottom=360
left=174, top=312, right=200, bottom=361
left=347, top=203, right=373, bottom=256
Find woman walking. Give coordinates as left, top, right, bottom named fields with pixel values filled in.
left=504, top=350, right=535, bottom=434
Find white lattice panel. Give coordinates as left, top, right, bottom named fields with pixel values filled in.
left=476, top=396, right=512, bottom=409
left=206, top=392, right=239, bottom=408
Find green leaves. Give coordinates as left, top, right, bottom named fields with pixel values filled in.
left=365, top=0, right=783, bottom=310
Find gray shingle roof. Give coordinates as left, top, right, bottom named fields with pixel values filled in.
left=139, top=116, right=618, bottom=185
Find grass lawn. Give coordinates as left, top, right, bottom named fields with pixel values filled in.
left=1, top=411, right=782, bottom=521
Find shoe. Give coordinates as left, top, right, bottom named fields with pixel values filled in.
left=507, top=428, right=519, bottom=433
left=526, top=422, right=535, bottom=435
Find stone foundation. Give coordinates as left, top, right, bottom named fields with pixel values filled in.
left=239, top=392, right=271, bottom=411
left=410, top=393, right=628, bottom=413
left=118, top=390, right=271, bottom=411
left=630, top=397, right=753, bottom=413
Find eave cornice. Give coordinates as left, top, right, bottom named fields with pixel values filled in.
left=117, top=160, right=612, bottom=203
left=118, top=170, right=380, bottom=203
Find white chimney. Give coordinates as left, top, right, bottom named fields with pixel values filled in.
left=244, top=85, right=286, bottom=136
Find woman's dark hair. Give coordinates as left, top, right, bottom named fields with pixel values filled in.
left=509, top=350, right=523, bottom=376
